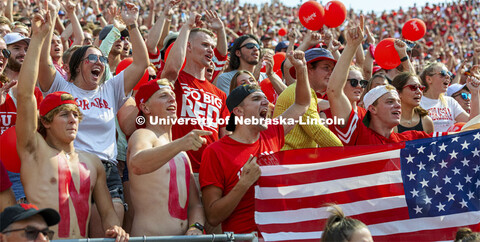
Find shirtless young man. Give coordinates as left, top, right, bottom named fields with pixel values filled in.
left=15, top=10, right=127, bottom=241
left=127, top=79, right=207, bottom=236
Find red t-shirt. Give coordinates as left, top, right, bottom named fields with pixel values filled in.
left=0, top=161, right=12, bottom=192
left=200, top=123, right=284, bottom=233
left=0, top=87, right=43, bottom=135
left=331, top=109, right=431, bottom=146
left=172, top=71, right=230, bottom=172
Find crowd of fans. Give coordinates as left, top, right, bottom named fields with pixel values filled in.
left=0, top=0, right=479, bottom=241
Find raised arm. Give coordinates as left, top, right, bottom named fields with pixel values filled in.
left=205, top=9, right=227, bottom=57
left=278, top=51, right=311, bottom=134
left=161, top=12, right=201, bottom=83
left=62, top=0, right=84, bottom=46
left=327, top=16, right=364, bottom=127
left=362, top=26, right=375, bottom=80
left=16, top=10, right=51, bottom=156
left=145, top=0, right=179, bottom=54
left=121, top=3, right=149, bottom=95
left=38, top=0, right=60, bottom=92
left=394, top=39, right=415, bottom=74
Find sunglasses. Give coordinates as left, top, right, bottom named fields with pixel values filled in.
left=454, top=92, right=471, bottom=100
left=2, top=226, right=55, bottom=240
left=403, top=84, right=426, bottom=92
left=149, top=75, right=157, bottom=81
left=240, top=43, right=260, bottom=50
left=432, top=70, right=452, bottom=78
left=84, top=54, right=108, bottom=65
left=348, top=79, right=368, bottom=88
left=0, top=49, right=10, bottom=58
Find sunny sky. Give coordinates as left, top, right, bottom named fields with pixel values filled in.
left=240, top=0, right=454, bottom=14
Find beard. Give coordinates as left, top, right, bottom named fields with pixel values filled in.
left=246, top=59, right=259, bottom=65
left=6, top=56, right=22, bottom=72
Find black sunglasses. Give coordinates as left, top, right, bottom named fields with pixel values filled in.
left=240, top=43, right=260, bottom=50
left=0, top=48, right=10, bottom=58
left=348, top=79, right=368, bottom=88
left=84, top=54, right=108, bottom=65
left=432, top=70, right=452, bottom=78
left=2, top=226, right=55, bottom=240
left=149, top=75, right=157, bottom=81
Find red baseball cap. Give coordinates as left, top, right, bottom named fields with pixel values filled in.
left=135, top=79, right=173, bottom=110
left=39, top=91, right=78, bottom=116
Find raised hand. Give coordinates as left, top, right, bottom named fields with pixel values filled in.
left=365, top=26, right=375, bottom=45
left=163, top=0, right=181, bottom=17
left=394, top=39, right=408, bottom=55
left=466, top=76, right=480, bottom=93
left=31, top=9, right=52, bottom=38
left=181, top=129, right=212, bottom=151
left=186, top=12, right=202, bottom=29
left=121, top=2, right=139, bottom=25
left=263, top=53, right=274, bottom=76
left=302, top=30, right=322, bottom=48
left=0, top=81, right=16, bottom=106
left=239, top=155, right=261, bottom=187
left=61, top=0, right=76, bottom=16
left=286, top=50, right=306, bottom=69
left=204, top=9, right=223, bottom=32
left=345, top=15, right=364, bottom=47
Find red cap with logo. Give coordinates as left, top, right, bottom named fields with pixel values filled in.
left=39, top=91, right=78, bottom=116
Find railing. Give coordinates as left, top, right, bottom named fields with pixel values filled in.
left=53, top=232, right=258, bottom=242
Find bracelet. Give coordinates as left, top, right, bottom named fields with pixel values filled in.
left=189, top=222, right=204, bottom=232
left=400, top=56, right=409, bottom=62
left=127, top=23, right=137, bottom=31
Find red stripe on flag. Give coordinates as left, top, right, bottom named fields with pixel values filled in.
left=257, top=207, right=410, bottom=234
left=372, top=224, right=480, bottom=241
left=258, top=143, right=404, bottom=166
left=259, top=158, right=401, bottom=187
left=256, top=183, right=405, bottom=212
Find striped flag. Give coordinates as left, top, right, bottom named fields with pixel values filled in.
left=255, top=129, right=480, bottom=242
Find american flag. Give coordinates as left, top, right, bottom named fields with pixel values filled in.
left=255, top=130, right=480, bottom=242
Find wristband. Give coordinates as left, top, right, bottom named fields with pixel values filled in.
left=400, top=56, right=409, bottom=62
left=127, top=23, right=137, bottom=31
left=96, top=13, right=103, bottom=18
left=189, top=222, right=204, bottom=233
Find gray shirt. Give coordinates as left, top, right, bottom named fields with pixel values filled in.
left=216, top=70, right=268, bottom=95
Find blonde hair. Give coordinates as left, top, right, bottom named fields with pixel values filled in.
left=229, top=70, right=256, bottom=94
left=321, top=204, right=369, bottom=242
left=38, top=103, right=83, bottom=137
left=419, top=62, right=447, bottom=106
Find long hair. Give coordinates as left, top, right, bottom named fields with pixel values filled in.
left=228, top=34, right=260, bottom=70
left=392, top=72, right=429, bottom=117
left=229, top=70, right=256, bottom=94
left=419, top=62, right=447, bottom=106
left=69, top=45, right=106, bottom=84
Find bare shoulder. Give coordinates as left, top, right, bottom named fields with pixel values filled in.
left=76, top=151, right=103, bottom=170
left=129, top=128, right=158, bottom=143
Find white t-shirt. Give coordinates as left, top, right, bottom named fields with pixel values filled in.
left=216, top=70, right=268, bottom=95
left=420, top=95, right=466, bottom=132
left=42, top=71, right=130, bottom=164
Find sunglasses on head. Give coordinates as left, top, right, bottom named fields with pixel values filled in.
left=348, top=79, right=368, bottom=88
left=403, top=84, right=426, bottom=92
left=454, top=92, right=471, bottom=100
left=240, top=43, right=260, bottom=50
left=0, top=49, right=10, bottom=58
left=84, top=54, right=108, bottom=65
left=432, top=70, right=452, bottom=78
left=2, top=226, right=55, bottom=240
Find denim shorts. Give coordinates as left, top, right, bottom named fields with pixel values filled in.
left=101, top=160, right=126, bottom=209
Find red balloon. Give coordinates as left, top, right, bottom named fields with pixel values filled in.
left=278, top=28, right=287, bottom=36
left=402, top=18, right=426, bottom=41
left=324, top=1, right=346, bottom=28
left=273, top=53, right=286, bottom=72
left=116, top=58, right=149, bottom=90
left=0, top=126, right=21, bottom=173
left=165, top=42, right=186, bottom=72
left=299, top=1, right=325, bottom=31
left=374, top=38, right=400, bottom=70
left=259, top=78, right=278, bottom=104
